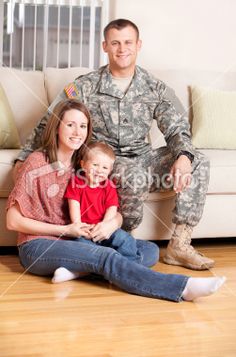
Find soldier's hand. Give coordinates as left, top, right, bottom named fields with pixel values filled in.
left=169, top=155, right=192, bottom=193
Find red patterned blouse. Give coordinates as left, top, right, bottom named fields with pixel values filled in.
left=7, top=151, right=72, bottom=246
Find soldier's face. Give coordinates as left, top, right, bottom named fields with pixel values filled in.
left=102, top=26, right=142, bottom=76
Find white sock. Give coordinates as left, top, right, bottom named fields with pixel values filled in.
left=52, top=267, right=81, bottom=284
left=182, top=276, right=226, bottom=301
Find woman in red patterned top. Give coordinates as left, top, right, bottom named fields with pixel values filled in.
left=6, top=99, right=225, bottom=302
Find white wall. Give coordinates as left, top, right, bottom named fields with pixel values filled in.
left=109, top=0, right=236, bottom=72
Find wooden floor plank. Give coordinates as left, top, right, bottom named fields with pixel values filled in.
left=0, top=241, right=236, bottom=357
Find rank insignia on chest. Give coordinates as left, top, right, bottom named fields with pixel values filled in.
left=64, top=83, right=79, bottom=98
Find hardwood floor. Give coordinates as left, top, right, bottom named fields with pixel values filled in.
left=1, top=240, right=236, bottom=357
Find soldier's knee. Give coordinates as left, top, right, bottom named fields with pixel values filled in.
left=122, top=216, right=143, bottom=231
left=193, top=151, right=210, bottom=177
left=195, top=151, right=210, bottom=167
left=115, top=167, right=149, bottom=195
left=190, top=151, right=210, bottom=191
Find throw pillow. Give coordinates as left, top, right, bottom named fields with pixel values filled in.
left=191, top=85, right=236, bottom=149
left=0, top=84, right=21, bottom=148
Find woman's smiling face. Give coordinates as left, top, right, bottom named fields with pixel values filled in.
left=57, top=109, right=88, bottom=153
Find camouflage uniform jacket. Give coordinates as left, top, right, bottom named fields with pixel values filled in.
left=18, top=65, right=195, bottom=161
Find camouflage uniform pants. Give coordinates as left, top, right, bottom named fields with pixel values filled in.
left=112, top=146, right=210, bottom=231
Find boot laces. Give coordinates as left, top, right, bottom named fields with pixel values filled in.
left=176, top=226, right=205, bottom=257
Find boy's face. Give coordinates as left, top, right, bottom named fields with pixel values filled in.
left=81, top=151, right=114, bottom=186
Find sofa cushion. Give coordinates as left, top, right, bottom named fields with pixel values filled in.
left=150, top=69, right=236, bottom=113
left=200, top=149, right=236, bottom=194
left=191, top=86, right=236, bottom=149
left=0, top=68, right=48, bottom=145
left=0, top=84, right=21, bottom=149
left=147, top=70, right=236, bottom=150
left=0, top=149, right=20, bottom=197
left=44, top=67, right=91, bottom=104
left=144, top=149, right=236, bottom=203
left=1, top=149, right=234, bottom=198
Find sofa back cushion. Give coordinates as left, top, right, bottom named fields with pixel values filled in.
left=0, top=68, right=48, bottom=145
left=44, top=67, right=91, bottom=104
left=2, top=66, right=236, bottom=150
left=149, top=69, right=236, bottom=149
left=0, top=84, right=21, bottom=148
left=44, top=68, right=236, bottom=150
left=150, top=69, right=236, bottom=111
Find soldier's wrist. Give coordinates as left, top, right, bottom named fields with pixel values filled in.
left=177, top=150, right=194, bottom=163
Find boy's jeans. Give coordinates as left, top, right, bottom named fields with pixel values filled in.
left=19, top=238, right=188, bottom=302
left=80, top=228, right=157, bottom=266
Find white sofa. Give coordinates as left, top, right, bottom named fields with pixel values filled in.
left=0, top=66, right=236, bottom=246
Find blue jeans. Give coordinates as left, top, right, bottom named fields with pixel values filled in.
left=18, top=238, right=189, bottom=302
left=78, top=228, right=155, bottom=266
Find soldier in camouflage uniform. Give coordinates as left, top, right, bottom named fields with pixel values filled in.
left=15, top=19, right=214, bottom=270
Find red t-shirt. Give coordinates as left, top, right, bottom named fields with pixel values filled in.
left=64, top=175, right=119, bottom=224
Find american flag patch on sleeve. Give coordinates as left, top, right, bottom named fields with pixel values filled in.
left=64, top=83, right=79, bottom=98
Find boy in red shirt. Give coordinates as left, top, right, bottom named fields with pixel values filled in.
left=65, top=142, right=143, bottom=262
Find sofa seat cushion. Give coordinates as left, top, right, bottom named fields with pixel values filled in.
left=0, top=149, right=20, bottom=197
left=200, top=149, right=236, bottom=194
left=1, top=149, right=235, bottom=199
left=144, top=149, right=236, bottom=202
left=146, top=191, right=176, bottom=202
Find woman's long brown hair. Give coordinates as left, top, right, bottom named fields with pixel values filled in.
left=41, top=99, right=92, bottom=169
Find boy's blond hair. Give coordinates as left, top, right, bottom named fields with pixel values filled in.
left=82, top=142, right=116, bottom=162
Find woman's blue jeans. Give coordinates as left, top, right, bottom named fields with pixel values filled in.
left=18, top=238, right=189, bottom=302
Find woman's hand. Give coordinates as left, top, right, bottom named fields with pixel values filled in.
left=6, top=204, right=93, bottom=238
left=66, top=222, right=93, bottom=238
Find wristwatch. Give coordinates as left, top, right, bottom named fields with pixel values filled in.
left=177, top=150, right=194, bottom=163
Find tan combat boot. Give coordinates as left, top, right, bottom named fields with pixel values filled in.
left=163, top=224, right=215, bottom=270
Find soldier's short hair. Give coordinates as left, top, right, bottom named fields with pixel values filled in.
left=103, top=18, right=139, bottom=40
left=82, top=142, right=116, bottom=162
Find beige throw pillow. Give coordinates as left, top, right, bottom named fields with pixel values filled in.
left=191, top=86, right=236, bottom=149
left=0, top=84, right=21, bottom=149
